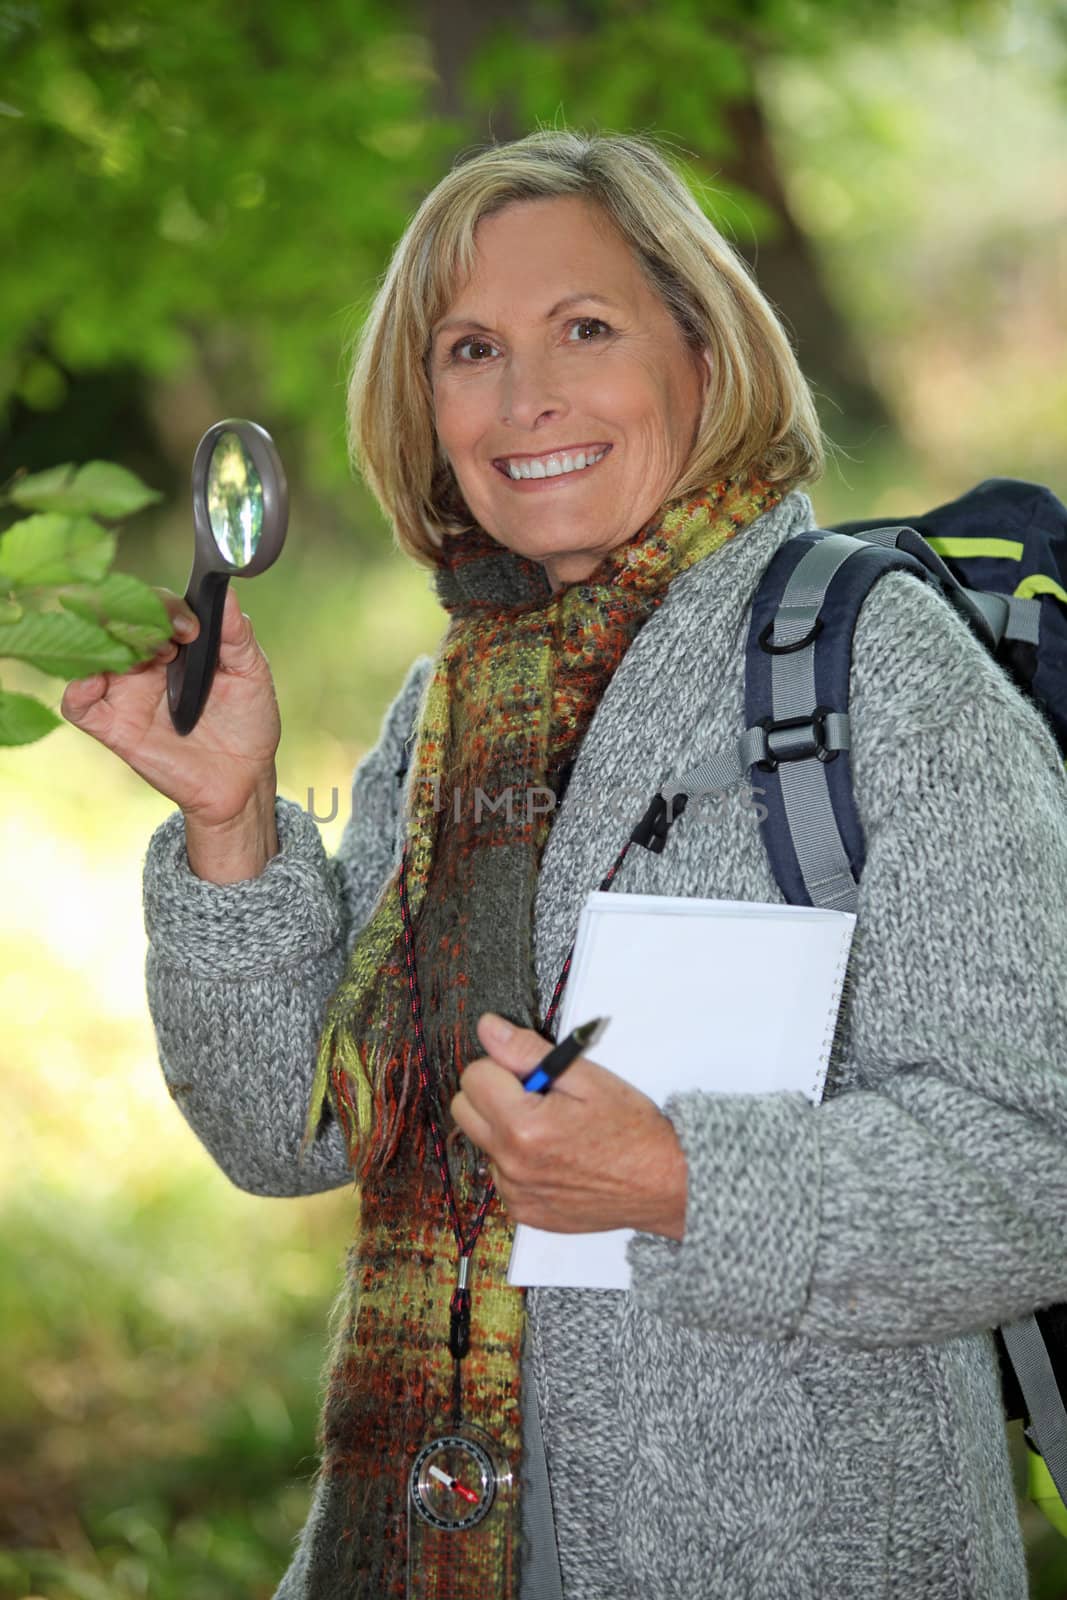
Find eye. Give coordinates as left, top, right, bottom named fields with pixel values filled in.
left=450, top=335, right=499, bottom=363
left=567, top=317, right=612, bottom=343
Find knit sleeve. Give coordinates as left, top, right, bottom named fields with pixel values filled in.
left=627, top=571, right=1067, bottom=1346
left=141, top=654, right=433, bottom=1198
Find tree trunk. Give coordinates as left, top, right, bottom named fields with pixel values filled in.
left=718, top=92, right=894, bottom=445
left=425, top=0, right=527, bottom=134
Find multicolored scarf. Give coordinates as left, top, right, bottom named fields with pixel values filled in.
left=298, top=474, right=782, bottom=1597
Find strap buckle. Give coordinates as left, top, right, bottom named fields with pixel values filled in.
left=755, top=707, right=841, bottom=773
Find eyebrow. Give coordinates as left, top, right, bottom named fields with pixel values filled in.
left=431, top=292, right=622, bottom=341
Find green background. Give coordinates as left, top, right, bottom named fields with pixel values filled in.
left=2, top=1, right=1066, bottom=1594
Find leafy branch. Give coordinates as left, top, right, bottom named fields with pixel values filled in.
left=0, top=462, right=171, bottom=746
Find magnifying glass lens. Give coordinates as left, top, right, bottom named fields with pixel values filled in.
left=207, top=430, right=264, bottom=565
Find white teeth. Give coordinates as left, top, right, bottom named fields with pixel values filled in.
left=502, top=448, right=607, bottom=481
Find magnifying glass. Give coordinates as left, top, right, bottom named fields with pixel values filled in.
left=167, top=419, right=288, bottom=736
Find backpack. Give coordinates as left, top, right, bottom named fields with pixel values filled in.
left=640, top=477, right=1067, bottom=1530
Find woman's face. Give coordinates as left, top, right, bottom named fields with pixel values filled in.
left=429, top=196, right=710, bottom=591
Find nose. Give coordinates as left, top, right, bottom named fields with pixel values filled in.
left=500, top=351, right=569, bottom=430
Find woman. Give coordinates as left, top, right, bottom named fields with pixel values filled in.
left=62, top=130, right=1067, bottom=1599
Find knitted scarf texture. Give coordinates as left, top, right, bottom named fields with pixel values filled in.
left=299, top=473, right=782, bottom=1597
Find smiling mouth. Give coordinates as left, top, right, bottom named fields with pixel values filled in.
left=492, top=444, right=612, bottom=482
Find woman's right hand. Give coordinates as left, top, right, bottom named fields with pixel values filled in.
left=60, top=583, right=282, bottom=834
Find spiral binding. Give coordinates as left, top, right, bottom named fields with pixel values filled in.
left=815, top=947, right=858, bottom=1103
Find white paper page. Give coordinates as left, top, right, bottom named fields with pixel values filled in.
left=508, top=892, right=855, bottom=1291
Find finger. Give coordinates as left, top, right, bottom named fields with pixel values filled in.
left=476, top=1012, right=553, bottom=1079
left=521, top=1054, right=649, bottom=1119
left=157, top=584, right=256, bottom=667
left=60, top=673, right=110, bottom=724
left=457, top=1059, right=550, bottom=1175
left=153, top=585, right=199, bottom=642
left=459, top=1056, right=528, bottom=1120
left=110, top=629, right=179, bottom=679
left=126, top=634, right=178, bottom=672
left=475, top=1012, right=604, bottom=1101
left=218, top=582, right=246, bottom=646
left=450, top=1087, right=495, bottom=1153
left=217, top=586, right=263, bottom=670
left=123, top=648, right=172, bottom=676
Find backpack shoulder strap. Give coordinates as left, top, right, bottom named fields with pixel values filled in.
left=664, top=522, right=1012, bottom=910
left=1000, top=1314, right=1067, bottom=1508
left=852, top=520, right=1041, bottom=648
left=733, top=529, right=936, bottom=909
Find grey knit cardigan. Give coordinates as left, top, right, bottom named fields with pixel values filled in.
left=142, top=490, right=1067, bottom=1598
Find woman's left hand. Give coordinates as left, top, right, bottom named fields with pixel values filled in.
left=451, top=1012, right=688, bottom=1240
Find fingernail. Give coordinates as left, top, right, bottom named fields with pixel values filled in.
left=483, top=1012, right=512, bottom=1042
left=174, top=615, right=196, bottom=636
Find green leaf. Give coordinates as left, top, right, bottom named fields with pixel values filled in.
left=0, top=687, right=63, bottom=745
left=57, top=571, right=172, bottom=659
left=54, top=590, right=98, bottom=625
left=7, top=461, right=162, bottom=518
left=67, top=460, right=164, bottom=517
left=0, top=597, right=22, bottom=623
left=104, top=619, right=165, bottom=655
left=4, top=464, right=79, bottom=511
left=57, top=571, right=171, bottom=635
left=0, top=513, right=116, bottom=586
left=0, top=610, right=137, bottom=678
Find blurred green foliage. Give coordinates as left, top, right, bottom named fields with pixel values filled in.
left=0, top=1181, right=348, bottom=1600
left=0, top=1, right=450, bottom=491
left=761, top=8, right=1067, bottom=482
left=3, top=0, right=1064, bottom=497
left=468, top=0, right=1004, bottom=158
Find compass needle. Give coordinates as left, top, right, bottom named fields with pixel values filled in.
left=428, top=1464, right=481, bottom=1506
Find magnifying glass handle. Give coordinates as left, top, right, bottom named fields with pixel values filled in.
left=166, top=567, right=230, bottom=736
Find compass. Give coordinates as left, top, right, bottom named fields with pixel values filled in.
left=409, top=1429, right=500, bottom=1532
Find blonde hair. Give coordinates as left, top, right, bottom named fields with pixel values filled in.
left=348, top=129, right=825, bottom=566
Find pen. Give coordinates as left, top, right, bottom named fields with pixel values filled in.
left=521, top=1017, right=609, bottom=1094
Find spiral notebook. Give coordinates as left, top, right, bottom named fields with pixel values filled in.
left=507, top=891, right=856, bottom=1291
